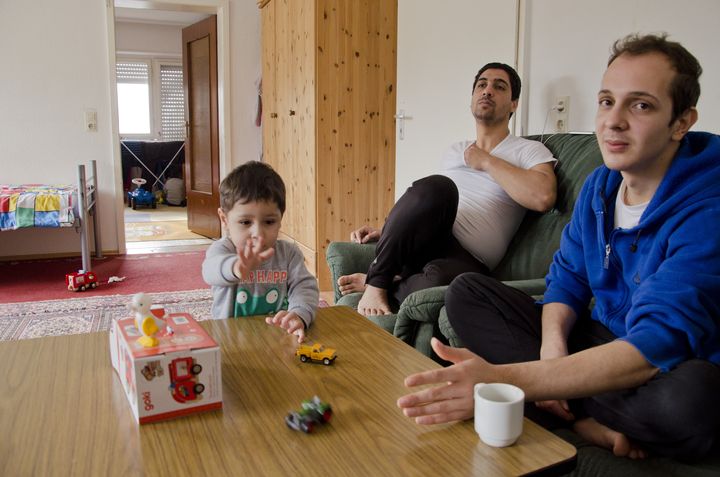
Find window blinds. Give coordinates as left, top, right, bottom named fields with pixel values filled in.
left=116, top=62, right=149, bottom=84
left=160, top=64, right=185, bottom=140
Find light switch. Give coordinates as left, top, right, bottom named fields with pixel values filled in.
left=84, top=109, right=98, bottom=132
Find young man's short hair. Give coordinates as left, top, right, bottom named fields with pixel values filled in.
left=219, top=161, right=286, bottom=214
left=473, top=62, right=522, bottom=101
left=609, top=33, right=702, bottom=125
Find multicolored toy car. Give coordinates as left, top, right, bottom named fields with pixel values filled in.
left=295, top=343, right=337, bottom=365
left=285, top=396, right=333, bottom=433
left=65, top=270, right=98, bottom=292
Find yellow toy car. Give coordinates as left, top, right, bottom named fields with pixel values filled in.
left=296, top=343, right=337, bottom=365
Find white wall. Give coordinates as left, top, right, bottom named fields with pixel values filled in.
left=395, top=0, right=518, bottom=198
left=229, top=1, right=262, bottom=165
left=0, top=0, right=119, bottom=258
left=522, top=0, right=720, bottom=135
left=0, top=0, right=262, bottom=260
left=115, top=21, right=182, bottom=57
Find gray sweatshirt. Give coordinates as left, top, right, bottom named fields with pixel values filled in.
left=202, top=237, right=319, bottom=326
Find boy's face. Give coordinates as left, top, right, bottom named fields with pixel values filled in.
left=595, top=52, right=695, bottom=178
left=218, top=200, right=282, bottom=252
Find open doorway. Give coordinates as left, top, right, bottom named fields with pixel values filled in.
left=114, top=6, right=215, bottom=254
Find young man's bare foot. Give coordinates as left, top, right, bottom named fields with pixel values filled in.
left=573, top=417, right=647, bottom=459
left=337, top=273, right=367, bottom=296
left=357, top=284, right=392, bottom=316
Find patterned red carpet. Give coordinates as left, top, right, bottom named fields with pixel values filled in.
left=0, top=251, right=206, bottom=303
left=0, top=289, right=212, bottom=341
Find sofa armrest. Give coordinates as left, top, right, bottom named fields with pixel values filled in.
left=396, top=286, right=448, bottom=323
left=394, top=280, right=546, bottom=358
left=326, top=241, right=376, bottom=302
left=438, top=306, right=464, bottom=348
left=394, top=286, right=448, bottom=356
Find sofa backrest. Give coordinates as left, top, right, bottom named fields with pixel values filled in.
left=492, top=133, right=604, bottom=282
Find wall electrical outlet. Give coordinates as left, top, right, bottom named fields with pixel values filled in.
left=554, top=96, right=569, bottom=133
left=84, top=109, right=98, bottom=132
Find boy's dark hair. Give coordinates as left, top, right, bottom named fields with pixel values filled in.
left=472, top=62, right=522, bottom=101
left=219, top=161, right=286, bottom=214
left=608, top=33, right=702, bottom=125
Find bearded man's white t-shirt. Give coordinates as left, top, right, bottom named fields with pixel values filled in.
left=439, top=135, right=556, bottom=270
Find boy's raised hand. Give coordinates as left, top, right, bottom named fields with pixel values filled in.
left=233, top=237, right=275, bottom=280
left=266, top=310, right=306, bottom=343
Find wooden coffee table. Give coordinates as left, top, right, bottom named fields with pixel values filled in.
left=0, top=306, right=575, bottom=476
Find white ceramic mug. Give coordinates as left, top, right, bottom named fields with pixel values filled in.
left=474, top=382, right=525, bottom=447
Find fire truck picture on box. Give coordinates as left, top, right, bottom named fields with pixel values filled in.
left=168, top=357, right=205, bottom=403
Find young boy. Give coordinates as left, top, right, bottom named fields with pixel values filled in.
left=202, top=161, right=319, bottom=343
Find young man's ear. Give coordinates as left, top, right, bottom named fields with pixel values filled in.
left=671, top=107, right=699, bottom=141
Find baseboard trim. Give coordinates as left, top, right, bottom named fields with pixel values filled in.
left=0, top=250, right=120, bottom=262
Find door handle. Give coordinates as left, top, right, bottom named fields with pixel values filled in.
left=394, top=110, right=413, bottom=140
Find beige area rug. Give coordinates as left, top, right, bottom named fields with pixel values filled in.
left=0, top=290, right=330, bottom=341
left=0, top=289, right=212, bottom=341
left=125, top=220, right=207, bottom=242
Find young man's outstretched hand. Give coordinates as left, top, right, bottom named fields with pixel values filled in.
left=397, top=338, right=490, bottom=424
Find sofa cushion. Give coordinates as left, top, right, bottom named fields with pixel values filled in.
left=553, top=428, right=720, bottom=476
left=492, top=134, right=603, bottom=282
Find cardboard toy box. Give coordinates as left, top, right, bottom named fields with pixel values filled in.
left=109, top=312, right=222, bottom=424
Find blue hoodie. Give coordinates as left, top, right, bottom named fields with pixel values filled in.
left=543, top=132, right=720, bottom=372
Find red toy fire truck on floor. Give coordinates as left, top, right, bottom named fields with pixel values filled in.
left=168, top=357, right=205, bottom=403
left=66, top=270, right=98, bottom=292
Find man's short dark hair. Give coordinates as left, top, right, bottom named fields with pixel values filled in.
left=473, top=62, right=522, bottom=101
left=219, top=161, right=286, bottom=214
left=609, top=33, right=702, bottom=125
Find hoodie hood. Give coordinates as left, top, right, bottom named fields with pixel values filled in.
left=591, top=132, right=720, bottom=228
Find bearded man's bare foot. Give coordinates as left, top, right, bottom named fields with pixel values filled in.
left=357, top=284, right=392, bottom=316
left=573, top=418, right=647, bottom=459
left=337, top=273, right=367, bottom=296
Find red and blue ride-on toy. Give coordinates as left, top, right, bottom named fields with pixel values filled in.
left=127, top=177, right=156, bottom=210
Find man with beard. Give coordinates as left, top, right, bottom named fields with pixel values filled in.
left=338, top=63, right=558, bottom=317
left=398, top=34, right=720, bottom=461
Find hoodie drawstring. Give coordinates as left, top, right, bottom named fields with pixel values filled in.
left=630, top=229, right=642, bottom=253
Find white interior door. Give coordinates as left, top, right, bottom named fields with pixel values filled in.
left=395, top=0, right=519, bottom=199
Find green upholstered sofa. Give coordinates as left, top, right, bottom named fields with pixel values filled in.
left=326, top=132, right=720, bottom=475
left=326, top=133, right=603, bottom=357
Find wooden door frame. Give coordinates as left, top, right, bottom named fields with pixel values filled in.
left=105, top=0, right=232, bottom=254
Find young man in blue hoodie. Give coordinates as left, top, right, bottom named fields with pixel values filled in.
left=397, top=33, right=720, bottom=461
